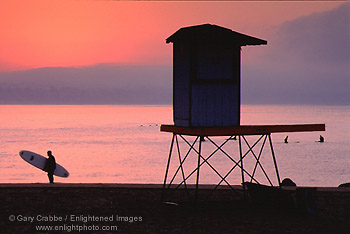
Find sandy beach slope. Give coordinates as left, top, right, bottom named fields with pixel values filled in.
left=1, top=183, right=349, bottom=233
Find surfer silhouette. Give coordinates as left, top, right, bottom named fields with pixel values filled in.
left=44, top=150, right=56, bottom=183
left=284, top=136, right=288, bottom=143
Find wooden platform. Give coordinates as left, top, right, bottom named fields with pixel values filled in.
left=160, top=124, right=325, bottom=136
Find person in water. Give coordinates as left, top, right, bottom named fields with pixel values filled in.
left=319, top=135, right=324, bottom=143
left=284, top=136, right=288, bottom=143
left=44, top=150, right=56, bottom=183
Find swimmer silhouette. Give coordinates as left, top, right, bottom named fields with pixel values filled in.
left=319, top=135, right=324, bottom=143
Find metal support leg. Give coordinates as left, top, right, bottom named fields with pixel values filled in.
left=268, top=134, right=281, bottom=187
left=175, top=135, right=191, bottom=199
left=161, top=134, right=175, bottom=200
left=238, top=135, right=246, bottom=196
left=195, top=137, right=202, bottom=203
left=175, top=135, right=188, bottom=191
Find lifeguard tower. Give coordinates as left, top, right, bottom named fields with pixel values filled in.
left=161, top=24, right=325, bottom=201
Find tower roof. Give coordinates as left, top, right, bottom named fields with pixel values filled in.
left=166, top=24, right=267, bottom=46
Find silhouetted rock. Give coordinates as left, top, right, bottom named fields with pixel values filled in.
left=338, top=182, right=350, bottom=188
left=281, top=178, right=297, bottom=187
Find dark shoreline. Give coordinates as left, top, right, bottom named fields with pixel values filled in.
left=1, top=183, right=349, bottom=233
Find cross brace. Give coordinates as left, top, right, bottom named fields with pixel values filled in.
left=161, top=133, right=282, bottom=202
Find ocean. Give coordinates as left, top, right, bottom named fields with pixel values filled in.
left=0, top=105, right=349, bottom=187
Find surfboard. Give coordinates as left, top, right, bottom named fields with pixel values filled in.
left=19, top=150, right=69, bottom=178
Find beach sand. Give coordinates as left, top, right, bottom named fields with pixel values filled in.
left=1, top=183, right=349, bottom=233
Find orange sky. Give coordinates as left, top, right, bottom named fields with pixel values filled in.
left=0, top=0, right=343, bottom=71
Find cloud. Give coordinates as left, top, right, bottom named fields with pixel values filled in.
left=271, top=3, right=349, bottom=66
left=242, top=3, right=350, bottom=105
left=0, top=64, right=172, bottom=104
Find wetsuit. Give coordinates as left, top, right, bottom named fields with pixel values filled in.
left=44, top=155, right=56, bottom=183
